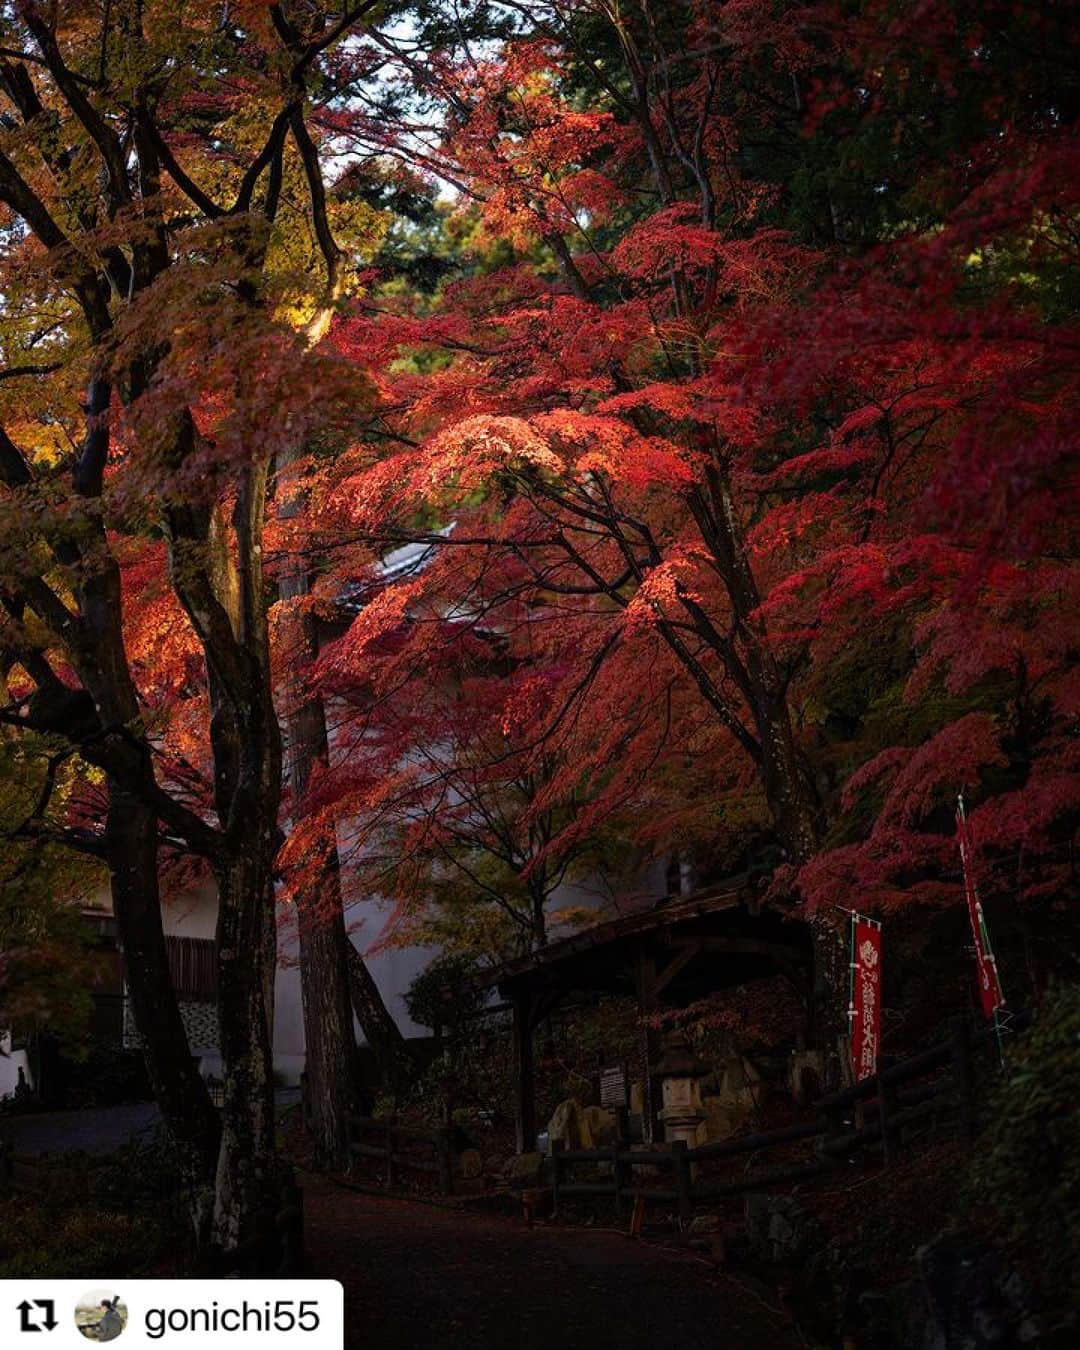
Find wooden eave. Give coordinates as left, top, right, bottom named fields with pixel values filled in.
left=468, top=882, right=814, bottom=1008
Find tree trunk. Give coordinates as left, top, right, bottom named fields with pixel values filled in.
left=212, top=846, right=278, bottom=1258
left=0, top=19, right=378, bottom=1269
left=530, top=882, right=548, bottom=950
left=275, top=409, right=367, bottom=1162
left=66, top=390, right=224, bottom=1244
left=345, top=941, right=412, bottom=1094
left=297, top=852, right=360, bottom=1165
left=279, top=575, right=361, bottom=1167
left=704, top=466, right=846, bottom=1071
left=178, top=466, right=284, bottom=1262
left=739, top=642, right=845, bottom=1068
left=107, top=784, right=220, bottom=1244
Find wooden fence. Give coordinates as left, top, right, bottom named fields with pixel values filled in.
left=549, top=1014, right=1008, bottom=1221
left=346, top=1115, right=455, bottom=1196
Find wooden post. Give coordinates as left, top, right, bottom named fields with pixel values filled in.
left=841, top=1037, right=865, bottom=1132
left=550, top=1139, right=564, bottom=1216
left=671, top=1140, right=692, bottom=1227
left=818, top=1090, right=846, bottom=1153
left=613, top=1117, right=630, bottom=1216
left=512, top=994, right=537, bottom=1154
left=300, top=1070, right=310, bottom=1132
left=951, top=1014, right=976, bottom=1140
left=879, top=1075, right=899, bottom=1164
left=384, top=1120, right=396, bottom=1191
left=436, top=1126, right=453, bottom=1196
left=636, top=950, right=662, bottom=1143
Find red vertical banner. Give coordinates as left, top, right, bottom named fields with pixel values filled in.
left=956, top=797, right=1005, bottom=1020
left=850, top=916, right=882, bottom=1081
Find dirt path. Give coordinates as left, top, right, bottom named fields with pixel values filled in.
left=303, top=1174, right=799, bottom=1349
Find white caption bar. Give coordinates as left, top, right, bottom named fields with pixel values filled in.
left=1, top=1280, right=344, bottom=1348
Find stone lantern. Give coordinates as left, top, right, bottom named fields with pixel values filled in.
left=656, top=1030, right=709, bottom=1147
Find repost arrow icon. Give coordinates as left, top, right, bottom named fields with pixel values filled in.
left=16, top=1299, right=56, bottom=1333
left=17, top=1300, right=41, bottom=1333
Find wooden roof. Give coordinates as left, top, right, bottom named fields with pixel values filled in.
left=471, top=882, right=813, bottom=1005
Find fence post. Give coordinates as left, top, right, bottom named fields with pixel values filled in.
left=550, top=1139, right=564, bottom=1216
left=951, top=1015, right=976, bottom=1140
left=436, top=1126, right=454, bottom=1197
left=384, top=1121, right=397, bottom=1191
left=879, top=1075, right=899, bottom=1164
left=300, top=1071, right=311, bottom=1133
left=671, top=1140, right=692, bottom=1227
left=613, top=1117, right=630, bottom=1216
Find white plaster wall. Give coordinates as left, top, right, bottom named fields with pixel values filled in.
left=272, top=910, right=306, bottom=1085
left=160, top=879, right=218, bottom=939
left=164, top=885, right=306, bottom=1084
left=92, top=879, right=307, bottom=1084
left=153, top=878, right=430, bottom=1080
left=80, top=850, right=670, bottom=1084
left=0, top=1030, right=32, bottom=1100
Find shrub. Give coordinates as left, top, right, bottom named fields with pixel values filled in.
left=404, top=954, right=486, bottom=1035
left=65, top=1041, right=151, bottom=1107
left=0, top=1198, right=164, bottom=1277
left=966, top=984, right=1080, bottom=1318
left=0, top=1128, right=188, bottom=1277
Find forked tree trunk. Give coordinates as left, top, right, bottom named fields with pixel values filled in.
left=174, top=464, right=285, bottom=1262
left=611, top=50, right=845, bottom=1054
left=0, top=12, right=374, bottom=1271
left=575, top=70, right=844, bottom=1051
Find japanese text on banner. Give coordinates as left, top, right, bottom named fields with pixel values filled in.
left=851, top=918, right=882, bottom=1081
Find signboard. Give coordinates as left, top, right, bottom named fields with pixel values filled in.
left=599, top=1063, right=628, bottom=1108
left=849, top=915, right=882, bottom=1081
left=956, top=797, right=1005, bottom=1020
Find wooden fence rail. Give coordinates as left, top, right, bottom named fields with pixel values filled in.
left=549, top=1013, right=1010, bottom=1220
left=346, top=1115, right=454, bottom=1196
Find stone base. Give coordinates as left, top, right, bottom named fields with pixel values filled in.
left=659, top=1108, right=705, bottom=1148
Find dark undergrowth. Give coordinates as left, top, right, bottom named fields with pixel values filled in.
left=0, top=1128, right=190, bottom=1277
